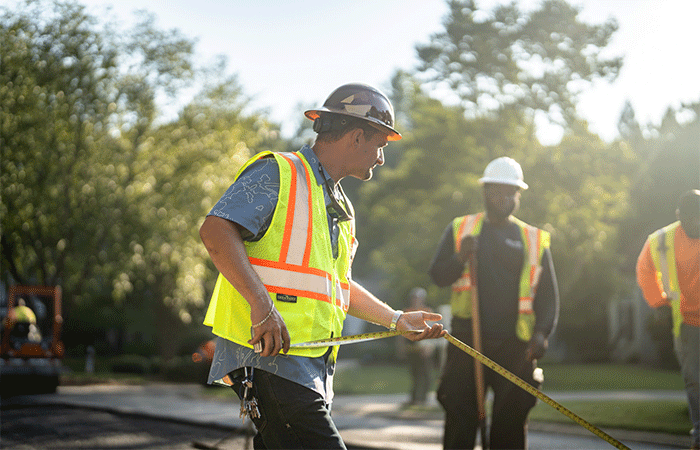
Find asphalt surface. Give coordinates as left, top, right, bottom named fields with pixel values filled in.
left=5, top=382, right=690, bottom=450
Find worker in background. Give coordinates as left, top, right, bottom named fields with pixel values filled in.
left=200, top=83, right=445, bottom=450
left=429, top=157, right=559, bottom=449
left=637, top=189, right=700, bottom=450
left=8, top=298, right=41, bottom=344
left=402, top=287, right=437, bottom=406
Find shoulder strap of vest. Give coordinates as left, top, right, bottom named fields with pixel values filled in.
left=651, top=221, right=680, bottom=298
left=454, top=213, right=484, bottom=253
left=274, top=152, right=314, bottom=266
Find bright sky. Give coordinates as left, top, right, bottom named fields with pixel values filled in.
left=4, top=0, right=699, bottom=144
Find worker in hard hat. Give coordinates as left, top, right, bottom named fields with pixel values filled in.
left=637, top=189, right=700, bottom=450
left=429, top=157, right=560, bottom=450
left=200, top=83, right=445, bottom=449
left=8, top=298, right=41, bottom=346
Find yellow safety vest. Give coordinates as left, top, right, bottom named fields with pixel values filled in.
left=450, top=213, right=550, bottom=341
left=204, top=151, right=357, bottom=358
left=648, top=221, right=683, bottom=337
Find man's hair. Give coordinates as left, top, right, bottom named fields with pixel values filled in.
left=315, top=114, right=381, bottom=144
left=678, top=189, right=700, bottom=219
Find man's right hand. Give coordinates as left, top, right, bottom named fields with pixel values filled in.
left=249, top=305, right=290, bottom=357
left=458, top=235, right=478, bottom=263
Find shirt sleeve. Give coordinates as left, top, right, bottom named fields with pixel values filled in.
left=207, top=156, right=280, bottom=241
left=428, top=222, right=466, bottom=287
left=533, top=248, right=559, bottom=337
left=636, top=238, right=668, bottom=308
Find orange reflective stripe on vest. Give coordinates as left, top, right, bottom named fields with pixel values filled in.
left=204, top=150, right=353, bottom=357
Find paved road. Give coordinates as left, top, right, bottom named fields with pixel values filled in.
left=2, top=383, right=690, bottom=450
left=1, top=401, right=253, bottom=450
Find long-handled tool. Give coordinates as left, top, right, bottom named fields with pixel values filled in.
left=469, top=251, right=489, bottom=449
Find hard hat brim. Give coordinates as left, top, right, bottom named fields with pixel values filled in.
left=304, top=109, right=402, bottom=141
left=479, top=177, right=529, bottom=190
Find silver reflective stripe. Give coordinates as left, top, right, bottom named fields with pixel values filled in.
left=656, top=231, right=674, bottom=299
left=459, top=214, right=480, bottom=241
left=335, top=282, right=350, bottom=311
left=253, top=263, right=332, bottom=299
left=525, top=226, right=540, bottom=267
left=524, top=225, right=543, bottom=301
left=519, top=298, right=533, bottom=313
left=453, top=274, right=471, bottom=291
left=281, top=153, right=312, bottom=266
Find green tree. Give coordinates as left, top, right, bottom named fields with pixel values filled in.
left=621, top=101, right=700, bottom=274
left=353, top=74, right=540, bottom=307
left=416, top=0, right=621, bottom=127
left=118, top=70, right=284, bottom=356
left=1, top=0, right=122, bottom=297
left=351, top=75, right=635, bottom=361
left=1, top=0, right=281, bottom=357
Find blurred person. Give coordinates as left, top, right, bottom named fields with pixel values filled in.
left=200, top=83, right=445, bottom=450
left=637, top=189, right=700, bottom=450
left=8, top=298, right=41, bottom=345
left=401, top=287, right=437, bottom=406
left=429, top=157, right=559, bottom=450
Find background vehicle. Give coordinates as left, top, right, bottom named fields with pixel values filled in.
left=1, top=285, right=64, bottom=395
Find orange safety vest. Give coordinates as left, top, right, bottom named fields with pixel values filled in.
left=204, top=151, right=357, bottom=358
left=450, top=213, right=550, bottom=341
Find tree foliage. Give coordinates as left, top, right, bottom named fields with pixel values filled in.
left=416, top=0, right=621, bottom=126
left=352, top=73, right=636, bottom=361
left=1, top=0, right=280, bottom=357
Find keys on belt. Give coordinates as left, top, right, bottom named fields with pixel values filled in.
left=238, top=367, right=260, bottom=423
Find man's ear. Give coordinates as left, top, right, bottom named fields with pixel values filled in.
left=349, top=127, right=363, bottom=146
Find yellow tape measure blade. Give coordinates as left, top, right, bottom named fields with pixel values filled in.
left=442, top=333, right=630, bottom=450
left=290, top=329, right=422, bottom=348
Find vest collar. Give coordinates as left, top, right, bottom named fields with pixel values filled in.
left=299, top=145, right=332, bottom=188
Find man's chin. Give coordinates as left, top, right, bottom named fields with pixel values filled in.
left=350, top=170, right=373, bottom=181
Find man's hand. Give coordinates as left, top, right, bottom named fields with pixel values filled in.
left=248, top=305, right=291, bottom=357
left=458, top=235, right=478, bottom=263
left=526, top=330, right=548, bottom=361
left=397, top=310, right=446, bottom=341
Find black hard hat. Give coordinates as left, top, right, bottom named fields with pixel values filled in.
left=305, top=83, right=402, bottom=141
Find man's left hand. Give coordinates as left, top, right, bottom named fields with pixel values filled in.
left=397, top=310, right=446, bottom=341
left=526, top=330, right=548, bottom=361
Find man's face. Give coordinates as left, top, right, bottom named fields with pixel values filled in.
left=349, top=130, right=388, bottom=181
left=680, top=214, right=700, bottom=239
left=484, top=183, right=521, bottom=220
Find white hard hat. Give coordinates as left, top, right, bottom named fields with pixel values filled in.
left=478, top=157, right=528, bottom=190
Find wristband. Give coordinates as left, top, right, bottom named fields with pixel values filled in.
left=389, top=310, right=403, bottom=331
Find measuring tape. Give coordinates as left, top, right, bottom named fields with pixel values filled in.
left=291, top=330, right=630, bottom=450
left=290, top=329, right=421, bottom=348
left=443, top=332, right=630, bottom=450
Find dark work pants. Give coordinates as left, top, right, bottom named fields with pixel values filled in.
left=230, top=369, right=346, bottom=450
left=407, top=348, right=432, bottom=404
left=437, top=326, right=539, bottom=450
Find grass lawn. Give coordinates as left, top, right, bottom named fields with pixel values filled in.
left=529, top=399, right=691, bottom=435
left=61, top=357, right=691, bottom=436
left=334, top=361, right=685, bottom=394
left=334, top=361, right=691, bottom=436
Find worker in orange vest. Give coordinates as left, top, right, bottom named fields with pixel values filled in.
left=637, top=189, right=700, bottom=449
